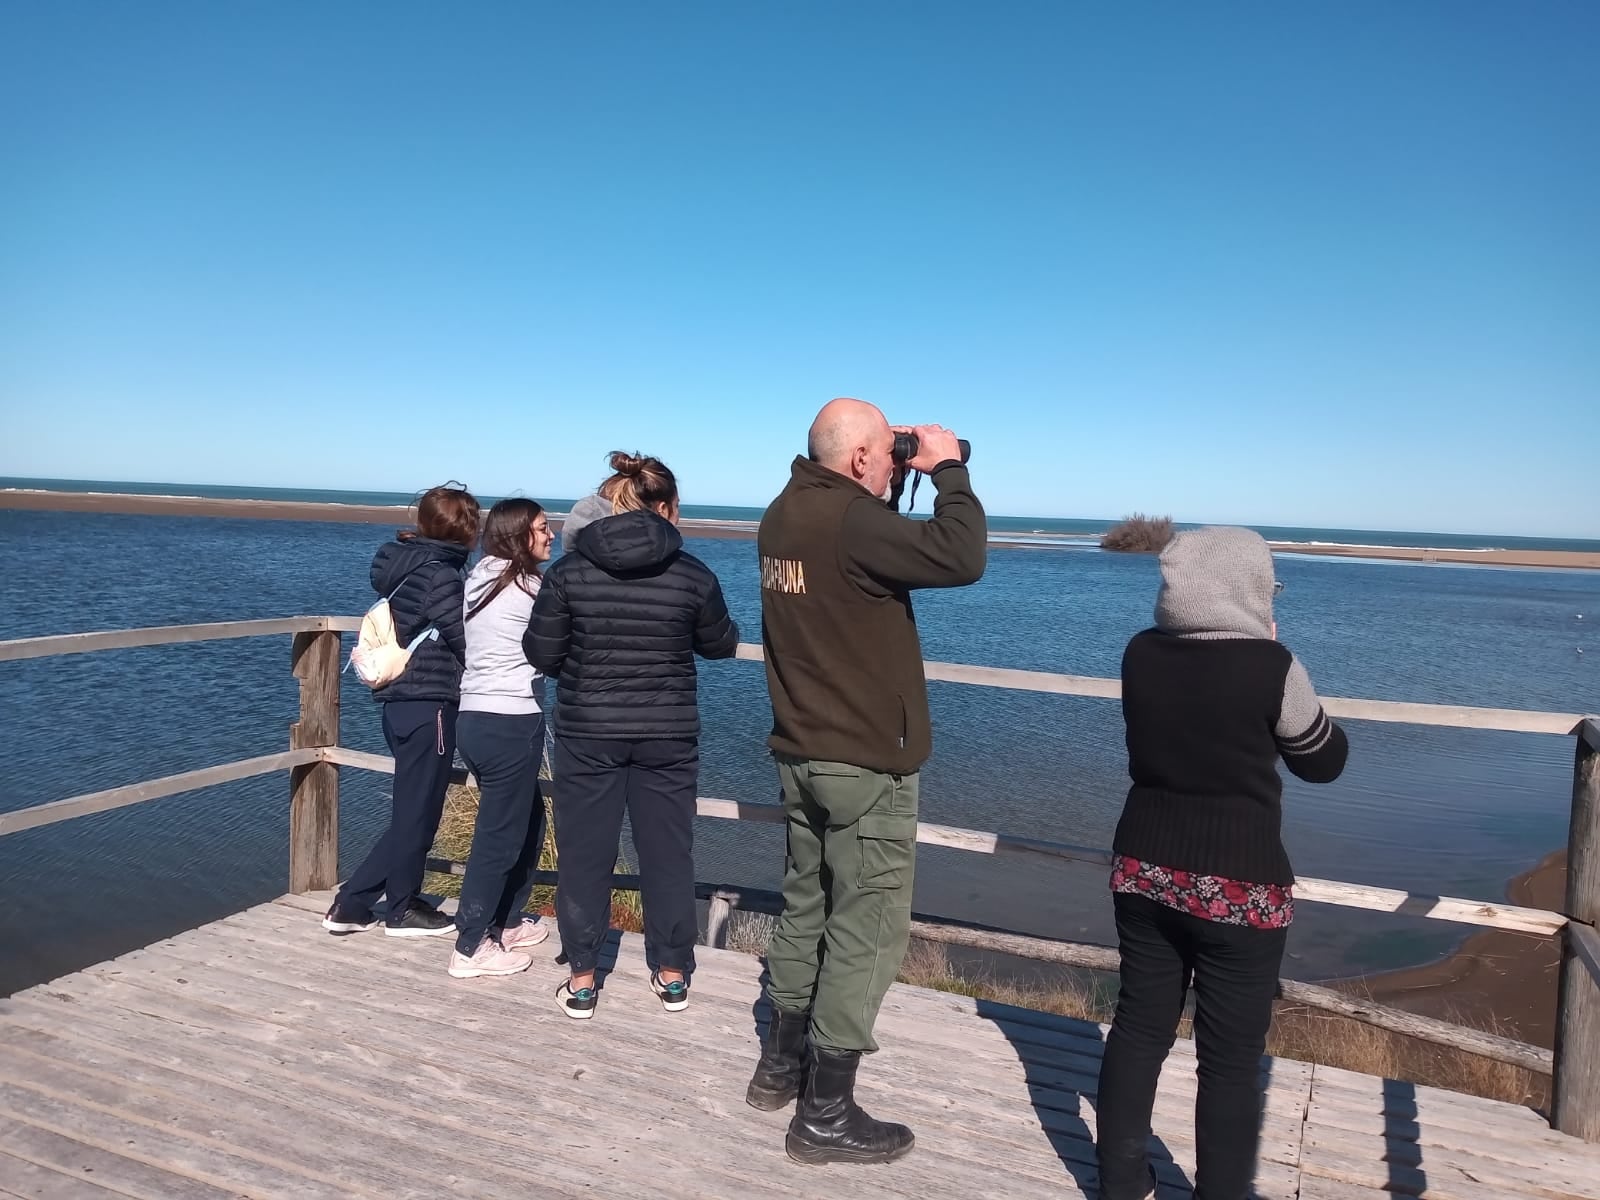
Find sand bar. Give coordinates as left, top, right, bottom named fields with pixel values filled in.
left=4, top=489, right=1598, bottom=567
left=1268, top=541, right=1600, bottom=570
left=1343, top=849, right=1565, bottom=1049
left=0, top=488, right=761, bottom=539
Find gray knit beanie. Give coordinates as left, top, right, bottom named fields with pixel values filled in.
left=1154, top=526, right=1276, bottom=639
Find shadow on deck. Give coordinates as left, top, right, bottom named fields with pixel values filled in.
left=1, top=893, right=1597, bottom=1200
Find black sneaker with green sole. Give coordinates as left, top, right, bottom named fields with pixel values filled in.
left=557, top=980, right=598, bottom=1020
left=650, top=971, right=690, bottom=1013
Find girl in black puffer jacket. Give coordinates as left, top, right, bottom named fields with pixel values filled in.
left=324, top=483, right=481, bottom=939
left=526, top=452, right=738, bottom=1019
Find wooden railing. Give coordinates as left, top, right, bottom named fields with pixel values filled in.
left=2, top=617, right=1598, bottom=1141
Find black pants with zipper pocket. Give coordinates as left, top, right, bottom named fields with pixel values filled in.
left=338, top=700, right=458, bottom=925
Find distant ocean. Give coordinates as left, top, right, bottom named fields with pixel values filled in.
left=5, top=476, right=1598, bottom=554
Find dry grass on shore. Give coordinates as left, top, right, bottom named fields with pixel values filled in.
left=892, top=940, right=1546, bottom=1108
left=425, top=782, right=645, bottom=933
left=1269, top=997, right=1545, bottom=1107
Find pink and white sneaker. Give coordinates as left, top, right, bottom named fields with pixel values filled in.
left=448, top=941, right=533, bottom=979
left=494, top=920, right=550, bottom=952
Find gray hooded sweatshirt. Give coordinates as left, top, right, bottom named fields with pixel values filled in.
left=460, top=556, right=547, bottom=715
left=560, top=494, right=613, bottom=555
left=1154, top=525, right=1326, bottom=741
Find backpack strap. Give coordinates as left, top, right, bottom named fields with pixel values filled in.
left=405, top=627, right=440, bottom=652
left=388, top=559, right=454, bottom=649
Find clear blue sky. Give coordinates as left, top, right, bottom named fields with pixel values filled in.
left=2, top=3, right=1595, bottom=535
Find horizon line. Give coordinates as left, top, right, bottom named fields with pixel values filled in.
left=2, top=473, right=1596, bottom=545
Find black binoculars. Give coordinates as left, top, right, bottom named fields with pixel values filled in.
left=887, top=433, right=971, bottom=513
left=891, top=433, right=972, bottom=466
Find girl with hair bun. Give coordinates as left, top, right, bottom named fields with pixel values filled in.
left=525, top=451, right=739, bottom=1019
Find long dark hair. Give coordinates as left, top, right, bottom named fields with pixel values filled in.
left=466, top=498, right=546, bottom=620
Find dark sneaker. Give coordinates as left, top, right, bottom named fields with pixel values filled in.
left=557, top=979, right=598, bottom=1020
left=322, top=902, right=376, bottom=935
left=384, top=901, right=456, bottom=938
left=650, top=971, right=690, bottom=1013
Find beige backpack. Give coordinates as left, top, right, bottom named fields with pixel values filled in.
left=346, top=570, right=440, bottom=688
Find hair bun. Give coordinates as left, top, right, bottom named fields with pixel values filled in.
left=608, top=450, right=645, bottom=477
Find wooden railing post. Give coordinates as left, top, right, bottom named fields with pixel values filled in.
left=1554, top=718, right=1600, bottom=1141
left=706, top=889, right=739, bottom=950
left=289, top=629, right=341, bottom=893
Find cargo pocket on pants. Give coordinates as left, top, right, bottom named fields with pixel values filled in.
left=856, top=811, right=917, bottom=890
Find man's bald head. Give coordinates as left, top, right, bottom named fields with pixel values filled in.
left=807, top=397, right=897, bottom=500
left=808, top=397, right=887, bottom=468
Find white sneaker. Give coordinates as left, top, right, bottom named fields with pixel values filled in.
left=494, top=919, right=550, bottom=951
left=448, top=941, right=533, bottom=979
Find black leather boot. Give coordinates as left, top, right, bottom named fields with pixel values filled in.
left=785, top=1048, right=915, bottom=1165
left=746, top=1003, right=809, bottom=1110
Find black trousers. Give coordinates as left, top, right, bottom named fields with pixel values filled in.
left=338, top=701, right=457, bottom=925
left=453, top=711, right=548, bottom=956
left=1096, top=892, right=1287, bottom=1200
left=551, top=736, right=698, bottom=976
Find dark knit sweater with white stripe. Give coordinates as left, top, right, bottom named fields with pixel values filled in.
left=1113, top=630, right=1348, bottom=886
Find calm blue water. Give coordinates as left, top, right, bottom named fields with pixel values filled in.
left=7, top=476, right=1599, bottom=553
left=1, top=505, right=1596, bottom=995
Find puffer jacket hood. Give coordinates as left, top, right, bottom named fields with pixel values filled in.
left=574, top=510, right=683, bottom=574
left=371, top=536, right=470, bottom=594
left=525, top=514, right=738, bottom=741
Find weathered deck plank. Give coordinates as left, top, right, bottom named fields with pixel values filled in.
left=0, top=1117, right=250, bottom=1200
left=0, top=1153, right=150, bottom=1200
left=4, top=893, right=1599, bottom=1199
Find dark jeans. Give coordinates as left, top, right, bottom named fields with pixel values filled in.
left=338, top=701, right=458, bottom=925
left=454, top=710, right=548, bottom=956
left=552, top=736, right=698, bottom=976
left=1096, top=893, right=1287, bottom=1200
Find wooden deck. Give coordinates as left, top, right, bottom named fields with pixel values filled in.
left=2, top=895, right=1598, bottom=1200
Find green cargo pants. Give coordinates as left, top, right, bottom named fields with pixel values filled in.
left=764, top=757, right=919, bottom=1052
